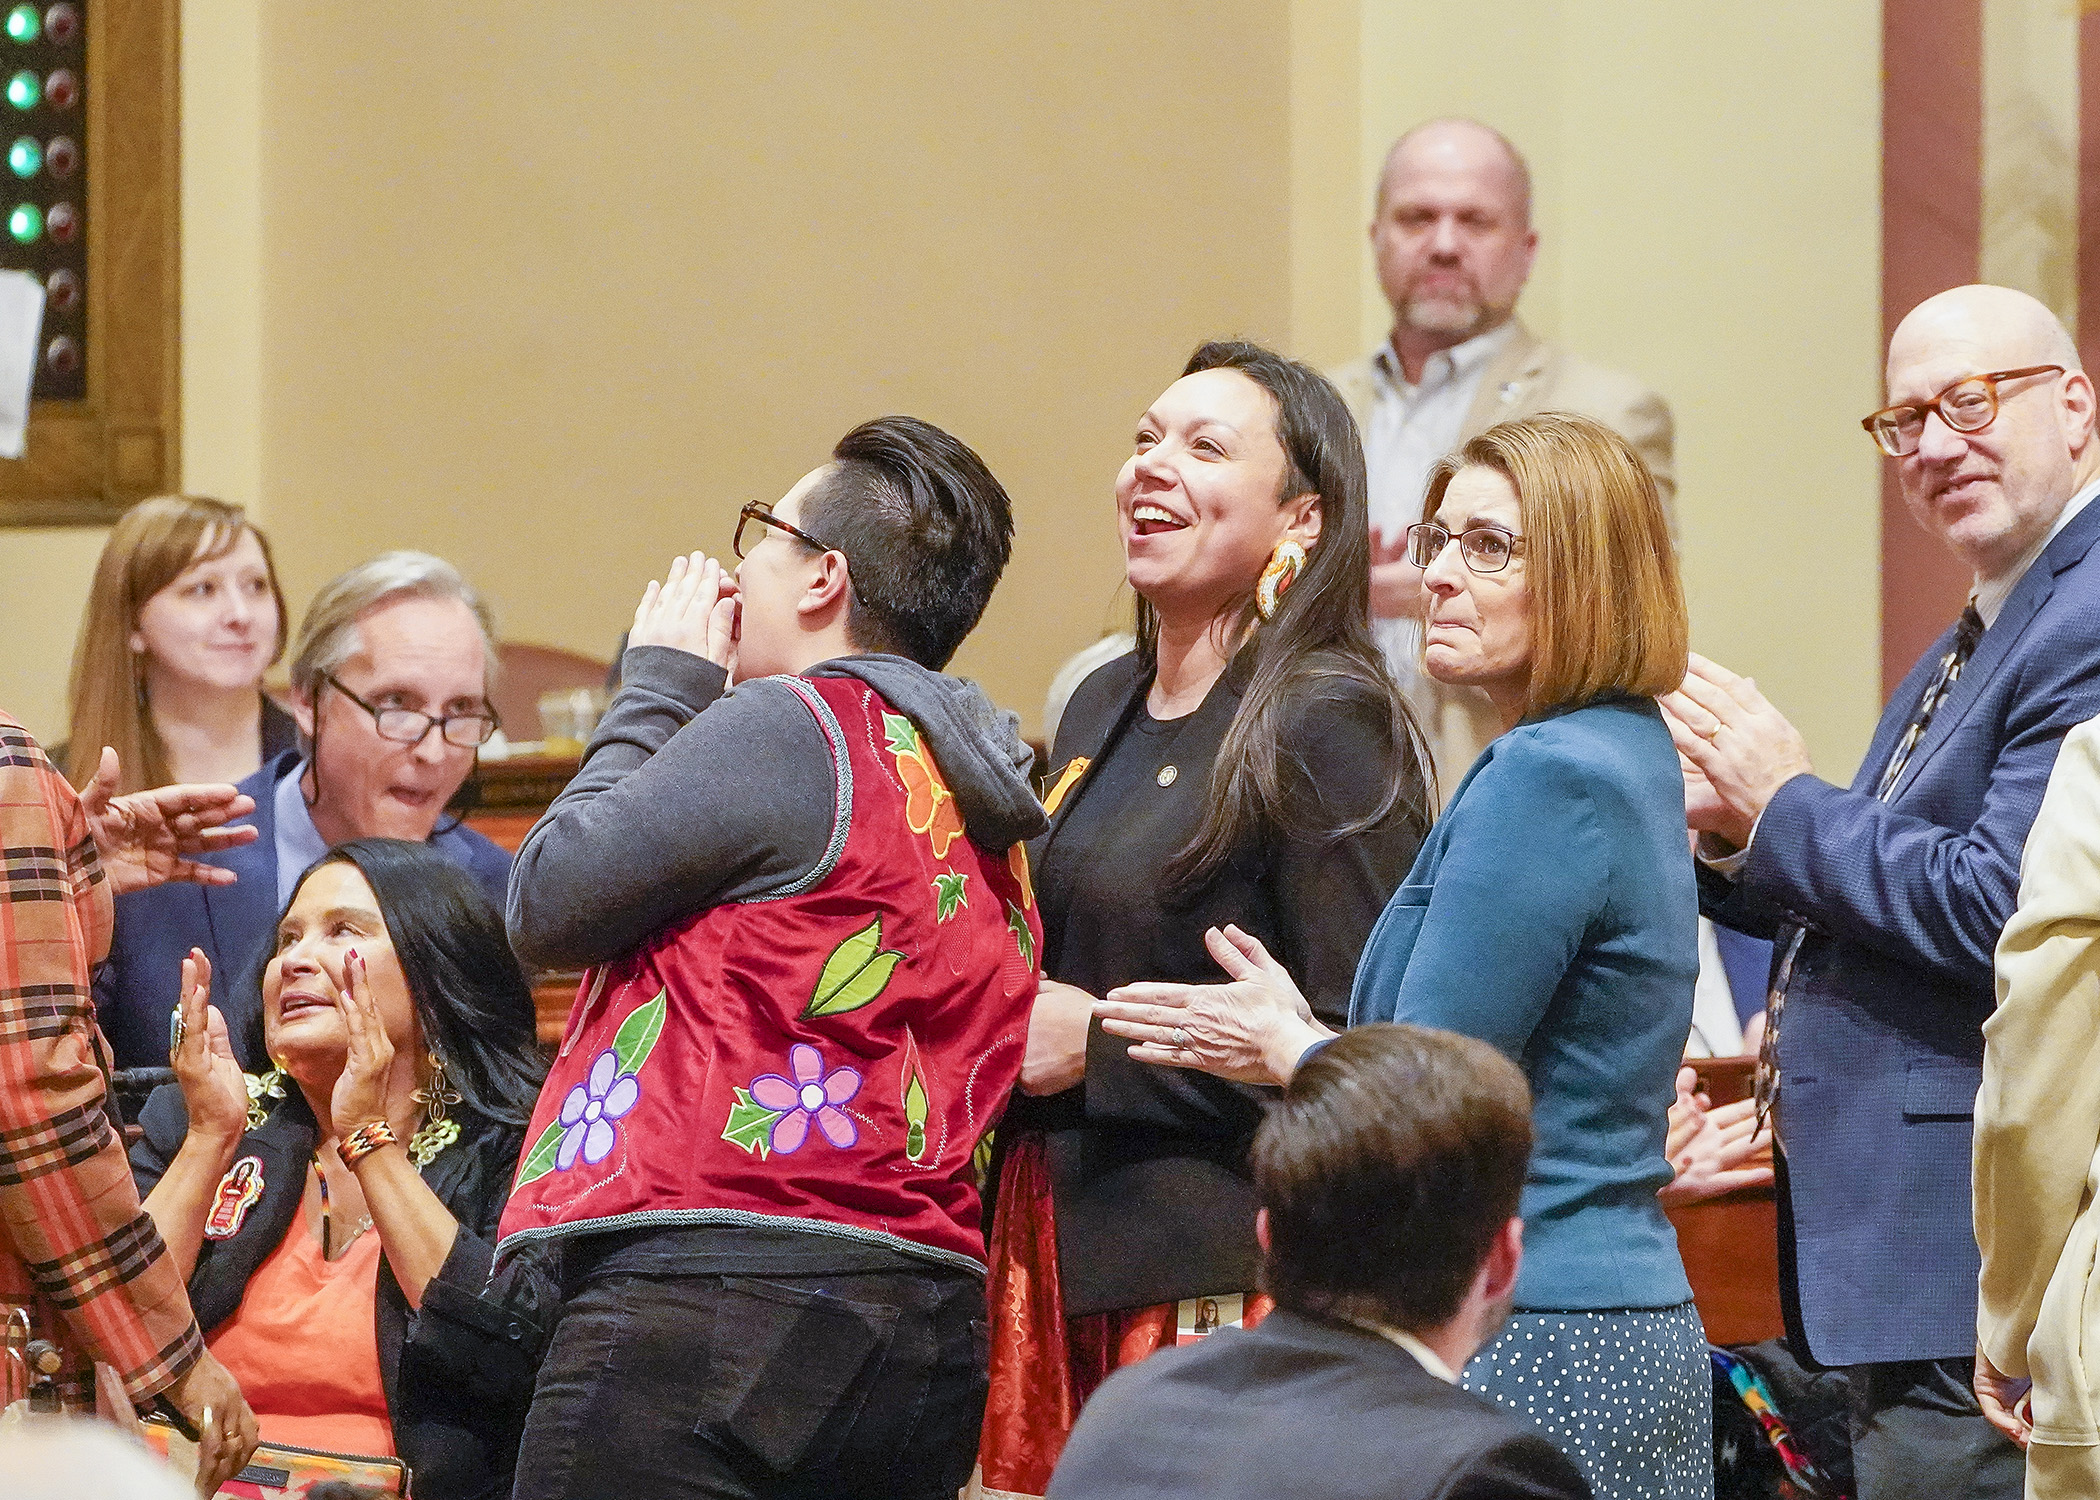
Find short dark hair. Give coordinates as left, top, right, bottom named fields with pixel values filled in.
left=795, top=415, right=1015, bottom=669
left=1253, top=1023, right=1531, bottom=1331
left=244, top=838, right=546, bottom=1129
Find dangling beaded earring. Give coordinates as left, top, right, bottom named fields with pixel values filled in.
left=1256, top=538, right=1308, bottom=621
left=244, top=1066, right=286, bottom=1131
left=408, top=1051, right=462, bottom=1167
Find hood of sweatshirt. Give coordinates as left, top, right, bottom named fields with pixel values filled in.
left=812, top=654, right=1048, bottom=851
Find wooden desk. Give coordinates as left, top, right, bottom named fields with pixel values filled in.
left=1666, top=1056, right=1784, bottom=1344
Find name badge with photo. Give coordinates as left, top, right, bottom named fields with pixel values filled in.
left=1174, top=1293, right=1245, bottom=1345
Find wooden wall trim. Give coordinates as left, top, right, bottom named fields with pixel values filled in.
left=0, top=0, right=178, bottom=525
left=1879, top=0, right=1984, bottom=697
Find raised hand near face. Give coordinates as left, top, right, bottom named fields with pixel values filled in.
left=330, top=949, right=397, bottom=1140
left=630, top=551, right=740, bottom=675
left=81, top=748, right=259, bottom=896
left=170, top=948, right=249, bottom=1147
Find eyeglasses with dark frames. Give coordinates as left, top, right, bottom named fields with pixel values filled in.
left=733, top=502, right=839, bottom=561
left=1405, top=522, right=1528, bottom=575
left=323, top=672, right=500, bottom=749
left=1861, top=365, right=2065, bottom=457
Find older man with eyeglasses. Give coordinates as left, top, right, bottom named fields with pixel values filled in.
left=1665, top=284, right=2100, bottom=1500
left=95, top=552, right=514, bottom=1071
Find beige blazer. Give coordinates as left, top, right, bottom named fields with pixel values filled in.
left=1979, top=718, right=2100, bottom=1489
left=1328, top=321, right=1677, bottom=794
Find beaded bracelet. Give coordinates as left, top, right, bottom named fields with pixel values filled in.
left=338, top=1119, right=400, bottom=1169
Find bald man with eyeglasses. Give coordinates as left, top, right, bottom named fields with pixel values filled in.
left=1666, top=285, right=2100, bottom=1500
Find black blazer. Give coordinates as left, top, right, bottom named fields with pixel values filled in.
left=1010, top=653, right=1423, bottom=1314
left=131, top=1086, right=559, bottom=1500
left=1047, top=1310, right=1591, bottom=1500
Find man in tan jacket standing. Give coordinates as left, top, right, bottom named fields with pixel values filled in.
left=1330, top=118, right=1673, bottom=792
left=1978, top=708, right=2100, bottom=1497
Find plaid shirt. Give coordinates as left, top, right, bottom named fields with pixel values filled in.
left=0, top=714, right=201, bottom=1408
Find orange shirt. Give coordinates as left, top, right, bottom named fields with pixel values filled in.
left=206, top=1216, right=394, bottom=1458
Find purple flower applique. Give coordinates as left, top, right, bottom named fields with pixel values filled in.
left=748, top=1042, right=862, bottom=1154
left=557, top=1046, right=641, bottom=1170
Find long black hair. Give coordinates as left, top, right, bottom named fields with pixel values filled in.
left=246, top=838, right=545, bottom=1129
left=1136, top=340, right=1432, bottom=885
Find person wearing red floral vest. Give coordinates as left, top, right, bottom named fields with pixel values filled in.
left=502, top=416, right=1046, bottom=1500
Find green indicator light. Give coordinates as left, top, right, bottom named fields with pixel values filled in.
left=7, top=136, right=35, bottom=177
left=9, top=202, right=40, bottom=242
left=4, top=6, right=35, bottom=42
left=6, top=70, right=37, bottom=109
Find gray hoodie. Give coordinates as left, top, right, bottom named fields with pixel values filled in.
left=506, top=645, right=1046, bottom=972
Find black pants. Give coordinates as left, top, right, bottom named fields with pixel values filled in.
left=512, top=1267, right=988, bottom=1500
left=1846, top=1356, right=2024, bottom=1500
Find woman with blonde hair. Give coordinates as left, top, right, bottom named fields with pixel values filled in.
left=1094, top=412, right=1710, bottom=1500
left=62, top=494, right=292, bottom=792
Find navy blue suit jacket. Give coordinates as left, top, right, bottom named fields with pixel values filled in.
left=1048, top=1311, right=1590, bottom=1500
left=1703, top=494, right=2100, bottom=1367
left=93, top=750, right=513, bottom=1069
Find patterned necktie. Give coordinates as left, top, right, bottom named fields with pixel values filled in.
left=1754, top=604, right=1986, bottom=1135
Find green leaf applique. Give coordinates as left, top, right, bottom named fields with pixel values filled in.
left=612, top=989, right=668, bottom=1078
left=805, top=917, right=906, bottom=1018
left=882, top=712, right=921, bottom=758
left=513, top=1118, right=567, bottom=1189
left=932, top=871, right=969, bottom=923
left=1007, top=901, right=1035, bottom=972
left=900, top=1024, right=932, bottom=1165
left=904, top=1072, right=929, bottom=1163
left=722, top=1086, right=785, bottom=1159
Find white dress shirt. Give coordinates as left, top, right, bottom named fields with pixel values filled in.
left=273, top=760, right=330, bottom=905
left=1360, top=323, right=1518, bottom=710
left=1342, top=1315, right=1459, bottom=1384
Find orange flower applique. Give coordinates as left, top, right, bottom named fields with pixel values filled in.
left=884, top=712, right=964, bottom=858
left=1008, top=842, right=1034, bottom=910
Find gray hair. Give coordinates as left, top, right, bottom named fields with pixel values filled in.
left=289, top=550, right=499, bottom=699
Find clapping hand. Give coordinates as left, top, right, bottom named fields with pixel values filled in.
left=1661, top=655, right=1814, bottom=849
left=80, top=749, right=258, bottom=896
left=330, top=949, right=397, bottom=1141
left=170, top=949, right=249, bottom=1148
left=1658, top=1064, right=1774, bottom=1207
left=630, top=552, right=739, bottom=676
left=1096, top=925, right=1334, bottom=1086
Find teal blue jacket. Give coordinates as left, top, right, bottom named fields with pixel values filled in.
left=1351, top=695, right=1696, bottom=1311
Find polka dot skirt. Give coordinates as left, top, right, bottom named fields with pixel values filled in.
left=1461, top=1301, right=1713, bottom=1500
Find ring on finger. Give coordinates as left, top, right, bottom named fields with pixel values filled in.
left=1172, top=1027, right=1191, bottom=1049
left=168, top=1005, right=185, bottom=1061
left=1699, top=720, right=1723, bottom=742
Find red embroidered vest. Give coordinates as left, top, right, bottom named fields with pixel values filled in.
left=498, top=675, right=1041, bottom=1272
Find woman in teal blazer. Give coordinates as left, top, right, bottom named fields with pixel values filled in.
left=1097, top=413, right=1709, bottom=1500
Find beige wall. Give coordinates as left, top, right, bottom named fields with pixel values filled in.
left=3, top=1, right=1883, bottom=774
left=254, top=2, right=1291, bottom=737
left=0, top=0, right=264, bottom=742
left=1323, top=0, right=1885, bottom=776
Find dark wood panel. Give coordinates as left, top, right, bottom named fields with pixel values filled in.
left=0, top=0, right=179, bottom=524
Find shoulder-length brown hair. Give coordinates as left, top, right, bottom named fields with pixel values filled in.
left=65, top=495, right=287, bottom=791
left=1422, top=412, right=1686, bottom=717
left=1136, top=340, right=1431, bottom=885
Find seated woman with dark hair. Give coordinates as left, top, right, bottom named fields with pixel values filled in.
left=130, top=838, right=553, bottom=1500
